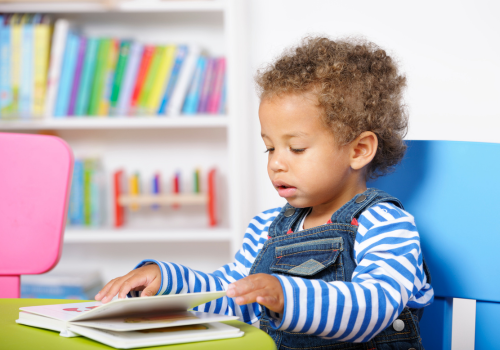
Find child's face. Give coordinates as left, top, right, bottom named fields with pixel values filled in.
left=259, top=93, right=364, bottom=210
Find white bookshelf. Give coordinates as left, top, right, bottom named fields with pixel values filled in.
left=1, top=0, right=251, bottom=282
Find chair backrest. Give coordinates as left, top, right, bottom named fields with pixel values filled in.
left=0, top=132, right=73, bottom=298
left=369, top=140, right=500, bottom=350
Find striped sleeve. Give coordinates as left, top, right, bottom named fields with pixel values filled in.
left=129, top=207, right=281, bottom=324
left=270, top=203, right=434, bottom=343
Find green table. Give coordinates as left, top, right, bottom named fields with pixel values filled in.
left=0, top=299, right=277, bottom=350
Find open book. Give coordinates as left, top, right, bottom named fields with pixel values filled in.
left=16, top=291, right=244, bottom=349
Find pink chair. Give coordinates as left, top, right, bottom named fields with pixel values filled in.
left=0, top=132, right=73, bottom=298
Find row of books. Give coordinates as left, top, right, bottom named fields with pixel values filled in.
left=67, top=158, right=105, bottom=227
left=0, top=14, right=227, bottom=119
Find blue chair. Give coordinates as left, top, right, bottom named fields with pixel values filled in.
left=369, top=140, right=500, bottom=349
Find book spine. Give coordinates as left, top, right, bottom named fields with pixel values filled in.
left=90, top=160, right=102, bottom=226
left=137, top=46, right=162, bottom=115
left=83, top=159, right=92, bottom=226
left=98, top=39, right=118, bottom=116
left=68, top=159, right=84, bottom=225
left=74, top=37, right=98, bottom=116
left=207, top=57, right=225, bottom=114
left=116, top=42, right=142, bottom=116
left=88, top=39, right=110, bottom=116
left=146, top=45, right=176, bottom=115
left=32, top=18, right=51, bottom=118
left=182, top=56, right=206, bottom=115
left=54, top=33, right=80, bottom=117
left=218, top=74, right=227, bottom=114
left=45, top=19, right=69, bottom=118
left=197, top=57, right=215, bottom=114
left=109, top=40, right=131, bottom=115
left=67, top=37, right=87, bottom=116
left=129, top=45, right=154, bottom=115
left=10, top=15, right=22, bottom=117
left=0, top=16, right=12, bottom=117
left=19, top=19, right=33, bottom=119
left=158, top=45, right=187, bottom=114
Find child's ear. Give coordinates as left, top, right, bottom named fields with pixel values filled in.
left=349, top=131, right=378, bottom=171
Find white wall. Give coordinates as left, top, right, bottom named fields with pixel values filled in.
left=244, top=1, right=498, bottom=348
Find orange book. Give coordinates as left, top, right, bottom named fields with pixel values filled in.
left=129, top=45, right=155, bottom=115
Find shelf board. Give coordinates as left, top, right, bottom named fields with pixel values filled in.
left=64, top=228, right=232, bottom=243
left=0, top=116, right=228, bottom=130
left=0, top=1, right=225, bottom=13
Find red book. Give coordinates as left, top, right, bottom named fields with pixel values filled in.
left=129, top=45, right=155, bottom=114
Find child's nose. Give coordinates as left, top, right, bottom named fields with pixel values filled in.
left=269, top=151, right=288, bottom=172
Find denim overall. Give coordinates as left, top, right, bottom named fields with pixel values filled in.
left=250, top=188, right=429, bottom=350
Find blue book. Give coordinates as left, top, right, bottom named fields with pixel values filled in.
left=116, top=42, right=143, bottom=116
left=68, top=159, right=84, bottom=225
left=182, top=56, right=207, bottom=115
left=218, top=74, right=227, bottom=114
left=158, top=45, right=187, bottom=114
left=19, top=15, right=34, bottom=119
left=74, top=37, right=98, bottom=116
left=0, top=15, right=12, bottom=117
left=54, top=33, right=80, bottom=117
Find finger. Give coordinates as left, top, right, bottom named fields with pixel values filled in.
left=117, top=273, right=155, bottom=300
left=227, top=275, right=266, bottom=297
left=232, top=289, right=269, bottom=306
left=95, top=278, right=119, bottom=301
left=140, top=277, right=162, bottom=297
left=256, top=295, right=284, bottom=314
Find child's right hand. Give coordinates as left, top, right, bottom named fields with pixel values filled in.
left=95, top=264, right=162, bottom=303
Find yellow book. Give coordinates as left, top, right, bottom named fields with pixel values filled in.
left=129, top=173, right=140, bottom=211
left=33, top=16, right=51, bottom=117
left=146, top=45, right=176, bottom=114
left=10, top=14, right=22, bottom=115
left=98, top=39, right=118, bottom=116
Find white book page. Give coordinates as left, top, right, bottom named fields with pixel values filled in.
left=74, top=310, right=239, bottom=332
left=20, top=301, right=103, bottom=322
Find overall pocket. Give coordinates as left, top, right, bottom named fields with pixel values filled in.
left=269, top=237, right=345, bottom=282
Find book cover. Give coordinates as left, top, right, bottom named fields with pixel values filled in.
left=129, top=45, right=154, bottom=115
left=109, top=40, right=131, bottom=115
left=45, top=18, right=70, bottom=118
left=67, top=37, right=87, bottom=116
left=19, top=14, right=34, bottom=119
left=167, top=45, right=201, bottom=116
left=88, top=38, right=111, bottom=116
left=137, top=46, right=163, bottom=115
left=54, top=33, right=80, bottom=117
left=207, top=57, right=225, bottom=114
left=197, top=57, right=215, bottom=114
left=158, top=45, right=187, bottom=114
left=10, top=14, right=22, bottom=117
left=116, top=42, right=143, bottom=116
left=74, top=37, right=98, bottom=116
left=68, top=159, right=84, bottom=225
left=32, top=15, right=51, bottom=118
left=0, top=15, right=12, bottom=118
left=146, top=45, right=176, bottom=115
left=182, top=55, right=207, bottom=115
left=98, top=39, right=119, bottom=116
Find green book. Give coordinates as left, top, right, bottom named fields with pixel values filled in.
left=83, top=159, right=93, bottom=226
left=88, top=39, right=111, bottom=116
left=75, top=37, right=99, bottom=116
left=137, top=46, right=163, bottom=114
left=109, top=40, right=131, bottom=115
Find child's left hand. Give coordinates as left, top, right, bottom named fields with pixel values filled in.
left=226, top=273, right=284, bottom=314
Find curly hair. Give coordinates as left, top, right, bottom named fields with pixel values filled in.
left=255, top=36, right=408, bottom=179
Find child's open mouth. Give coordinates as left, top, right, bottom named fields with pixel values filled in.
left=274, top=183, right=297, bottom=198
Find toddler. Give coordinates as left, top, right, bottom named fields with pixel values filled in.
left=96, top=37, right=433, bottom=349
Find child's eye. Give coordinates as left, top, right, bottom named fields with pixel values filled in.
left=264, top=148, right=275, bottom=153
left=290, top=148, right=305, bottom=153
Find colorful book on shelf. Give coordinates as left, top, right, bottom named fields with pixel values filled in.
left=68, top=159, right=84, bottom=225
left=83, top=159, right=93, bottom=225
left=54, top=32, right=80, bottom=117
left=158, top=45, right=187, bottom=114
left=182, top=55, right=207, bottom=115
left=19, top=14, right=34, bottom=119
left=219, top=75, right=227, bottom=114
left=116, top=42, right=143, bottom=116
left=75, top=37, right=98, bottom=116
left=10, top=14, right=22, bottom=116
left=146, top=44, right=176, bottom=115
left=99, top=39, right=119, bottom=116
left=129, top=45, right=154, bottom=115
left=166, top=45, right=200, bottom=116
left=137, top=46, right=163, bottom=114
left=16, top=291, right=243, bottom=348
left=197, top=57, right=216, bottom=113
left=88, top=38, right=111, bottom=116
left=32, top=15, right=51, bottom=118
left=68, top=37, right=87, bottom=116
left=109, top=40, right=131, bottom=116
left=0, top=15, right=12, bottom=117
left=207, top=57, right=225, bottom=114
left=90, top=159, right=104, bottom=226
left=45, top=18, right=70, bottom=118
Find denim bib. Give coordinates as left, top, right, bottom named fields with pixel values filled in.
left=250, top=188, right=428, bottom=350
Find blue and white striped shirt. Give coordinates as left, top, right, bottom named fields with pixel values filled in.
left=132, top=203, right=434, bottom=343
